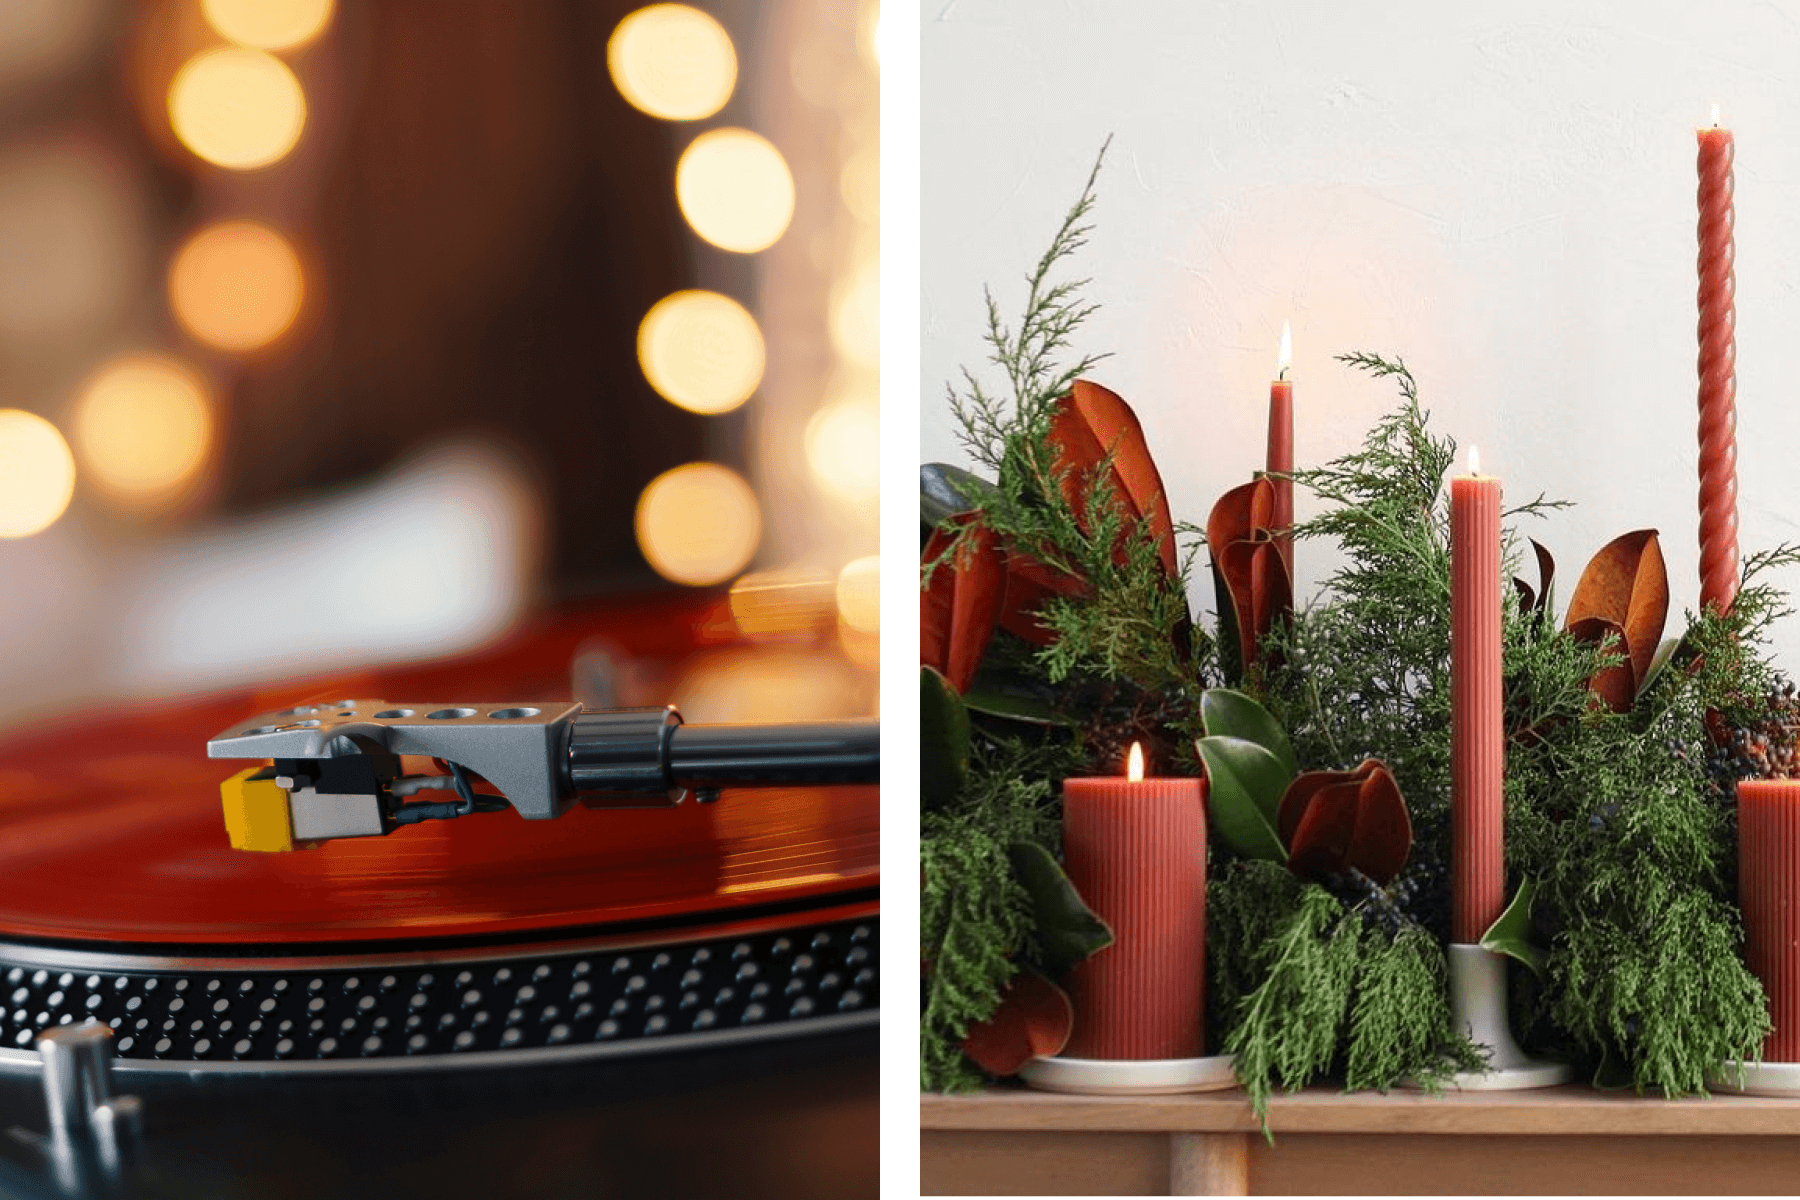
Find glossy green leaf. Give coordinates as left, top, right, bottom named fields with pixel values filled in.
left=1479, top=876, right=1547, bottom=977
left=1200, top=689, right=1298, bottom=780
left=920, top=463, right=993, bottom=531
left=962, top=661, right=1069, bottom=726
left=921, top=666, right=969, bottom=808
left=1195, top=735, right=1289, bottom=863
left=1007, top=841, right=1114, bottom=969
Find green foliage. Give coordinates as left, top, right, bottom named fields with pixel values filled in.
left=920, top=748, right=1060, bottom=1093
left=1209, top=862, right=1481, bottom=1134
left=935, top=140, right=1208, bottom=713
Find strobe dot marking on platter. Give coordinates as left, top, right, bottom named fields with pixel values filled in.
left=0, top=915, right=878, bottom=1069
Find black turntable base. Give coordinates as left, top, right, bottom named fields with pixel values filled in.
left=0, top=599, right=879, bottom=1198
left=0, top=1027, right=876, bottom=1199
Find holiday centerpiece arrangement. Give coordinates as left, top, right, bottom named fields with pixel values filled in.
left=920, top=131, right=1800, bottom=1120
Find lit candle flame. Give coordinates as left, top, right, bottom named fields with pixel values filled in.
left=1127, top=742, right=1145, bottom=782
left=1277, top=320, right=1292, bottom=380
left=1469, top=444, right=1481, bottom=475
left=1711, top=102, right=1721, bottom=128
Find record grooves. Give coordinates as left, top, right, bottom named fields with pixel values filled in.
left=0, top=601, right=880, bottom=1073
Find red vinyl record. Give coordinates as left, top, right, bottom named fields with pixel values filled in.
left=0, top=595, right=879, bottom=948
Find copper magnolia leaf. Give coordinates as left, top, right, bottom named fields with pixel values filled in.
left=1276, top=759, right=1411, bottom=885
left=1569, top=615, right=1637, bottom=714
left=920, top=514, right=1004, bottom=693
left=1216, top=538, right=1292, bottom=676
left=960, top=965, right=1074, bottom=1076
left=1206, top=477, right=1275, bottom=553
left=1047, top=380, right=1179, bottom=577
left=998, top=551, right=1090, bottom=647
left=1207, top=478, right=1292, bottom=678
left=1565, top=529, right=1669, bottom=692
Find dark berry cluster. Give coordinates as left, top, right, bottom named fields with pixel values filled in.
left=1706, top=678, right=1800, bottom=797
left=1321, top=866, right=1423, bottom=939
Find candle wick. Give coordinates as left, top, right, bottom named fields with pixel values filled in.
left=1278, top=365, right=1288, bottom=382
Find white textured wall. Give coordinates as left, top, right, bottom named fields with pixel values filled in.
left=922, top=1, right=1800, bottom=666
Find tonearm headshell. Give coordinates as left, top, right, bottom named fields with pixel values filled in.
left=207, top=701, right=879, bottom=851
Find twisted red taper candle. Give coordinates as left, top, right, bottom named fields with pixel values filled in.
left=1697, top=122, right=1739, bottom=616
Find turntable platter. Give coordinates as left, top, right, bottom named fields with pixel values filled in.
left=0, top=597, right=879, bottom=948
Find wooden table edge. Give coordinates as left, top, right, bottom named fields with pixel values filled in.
left=920, top=1084, right=1800, bottom=1136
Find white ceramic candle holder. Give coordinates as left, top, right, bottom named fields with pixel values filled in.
left=1441, top=943, right=1570, bottom=1090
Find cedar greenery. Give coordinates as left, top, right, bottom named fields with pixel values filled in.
left=922, top=145, right=1793, bottom=1109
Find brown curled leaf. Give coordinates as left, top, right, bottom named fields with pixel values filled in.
left=1568, top=616, right=1637, bottom=714
left=1047, top=380, right=1178, bottom=577
left=998, top=551, right=1091, bottom=647
left=1276, top=759, right=1412, bottom=885
left=960, top=965, right=1074, bottom=1077
left=920, top=514, right=1004, bottom=693
left=1207, top=478, right=1292, bottom=678
left=1566, top=530, right=1668, bottom=707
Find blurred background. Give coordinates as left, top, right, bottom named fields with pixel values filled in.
left=0, top=0, right=879, bottom=729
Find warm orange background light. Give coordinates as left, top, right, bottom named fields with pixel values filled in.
left=72, top=354, right=212, bottom=504
left=607, top=4, right=736, bottom=121
left=0, top=409, right=76, bottom=537
left=169, top=220, right=304, bottom=352
left=202, top=0, right=335, bottom=52
left=636, top=289, right=763, bottom=414
left=167, top=48, right=306, bottom=170
left=675, top=128, right=794, bottom=253
left=635, top=462, right=761, bottom=586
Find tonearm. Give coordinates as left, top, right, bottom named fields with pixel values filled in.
left=208, top=701, right=879, bottom=851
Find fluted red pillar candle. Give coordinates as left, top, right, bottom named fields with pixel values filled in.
left=1739, top=780, right=1800, bottom=1060
left=1697, top=117, right=1739, bottom=616
left=1062, top=765, right=1207, bottom=1059
left=1451, top=458, right=1505, bottom=945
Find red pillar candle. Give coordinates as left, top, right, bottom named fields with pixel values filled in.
left=1062, top=744, right=1208, bottom=1060
left=1697, top=109, right=1739, bottom=615
left=1739, top=779, right=1800, bottom=1060
left=1267, top=321, right=1294, bottom=581
left=1451, top=448, right=1505, bottom=945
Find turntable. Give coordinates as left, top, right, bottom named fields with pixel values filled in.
left=0, top=594, right=880, bottom=1198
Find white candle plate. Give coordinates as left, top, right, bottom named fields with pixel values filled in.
left=1019, top=1053, right=1239, bottom=1095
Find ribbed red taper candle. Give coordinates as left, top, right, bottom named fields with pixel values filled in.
left=1739, top=780, right=1800, bottom=1060
left=1697, top=120, right=1739, bottom=616
left=1062, top=769, right=1207, bottom=1059
left=1451, top=464, right=1505, bottom=945
left=1268, top=378, right=1294, bottom=581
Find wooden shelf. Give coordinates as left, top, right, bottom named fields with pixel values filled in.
left=921, top=1085, right=1800, bottom=1195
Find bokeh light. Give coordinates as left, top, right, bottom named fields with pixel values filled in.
left=202, top=0, right=335, bottom=52
left=675, top=128, right=794, bottom=253
left=830, top=255, right=878, bottom=367
left=835, top=555, right=879, bottom=633
left=72, top=355, right=212, bottom=504
left=637, top=289, right=764, bottom=414
left=607, top=4, right=736, bottom=121
left=635, top=462, right=761, bottom=586
left=167, top=48, right=306, bottom=170
left=0, top=410, right=75, bottom=538
left=169, top=220, right=304, bottom=352
left=728, top=566, right=834, bottom=639
left=804, top=398, right=878, bottom=501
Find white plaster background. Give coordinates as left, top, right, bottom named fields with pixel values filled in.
left=921, top=0, right=1800, bottom=665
